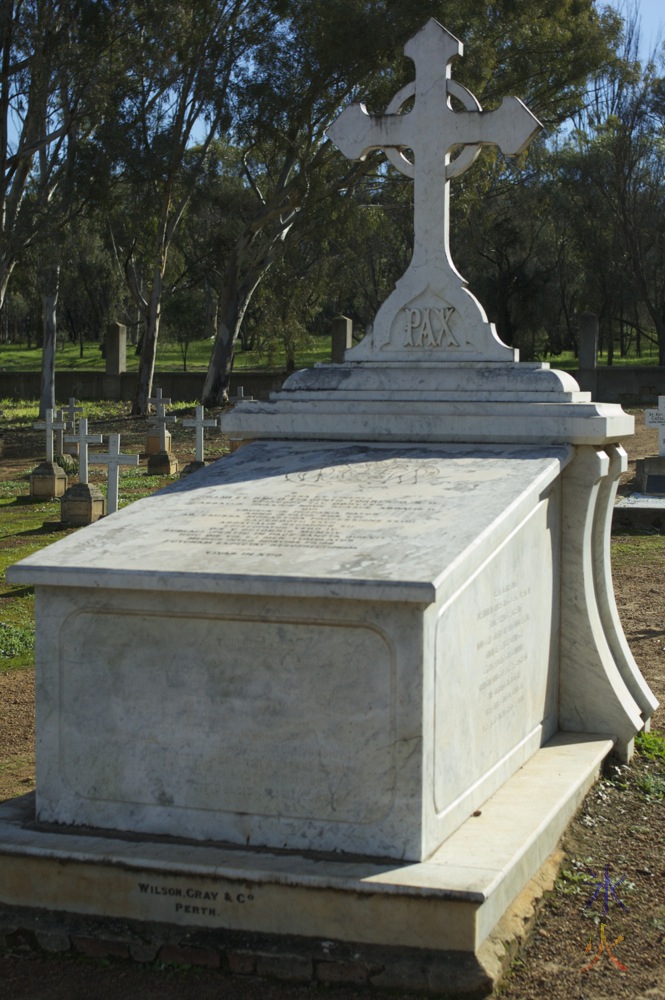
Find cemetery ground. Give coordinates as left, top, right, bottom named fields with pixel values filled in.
left=0, top=402, right=663, bottom=1000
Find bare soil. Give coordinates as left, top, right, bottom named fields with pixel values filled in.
left=1, top=410, right=664, bottom=999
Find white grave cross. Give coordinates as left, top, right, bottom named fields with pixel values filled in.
left=182, top=406, right=217, bottom=463
left=89, top=434, right=139, bottom=515
left=33, top=409, right=67, bottom=463
left=64, top=418, right=103, bottom=484
left=327, top=18, right=542, bottom=362
left=150, top=401, right=177, bottom=452
left=645, top=396, right=665, bottom=457
left=148, top=388, right=171, bottom=413
left=66, top=397, right=83, bottom=431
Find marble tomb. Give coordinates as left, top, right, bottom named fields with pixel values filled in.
left=2, top=19, right=658, bottom=992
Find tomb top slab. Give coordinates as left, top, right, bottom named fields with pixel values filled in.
left=9, top=440, right=571, bottom=603
left=327, top=19, right=541, bottom=363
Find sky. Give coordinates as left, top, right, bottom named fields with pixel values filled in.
left=601, top=0, right=665, bottom=60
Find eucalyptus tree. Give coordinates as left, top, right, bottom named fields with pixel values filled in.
left=554, top=11, right=665, bottom=362
left=101, top=0, right=272, bottom=414
left=200, top=0, right=621, bottom=403
left=0, top=0, right=119, bottom=413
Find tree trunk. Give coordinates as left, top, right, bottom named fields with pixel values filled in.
left=39, top=264, right=60, bottom=418
left=204, top=278, right=218, bottom=340
left=132, top=268, right=162, bottom=415
left=201, top=265, right=264, bottom=407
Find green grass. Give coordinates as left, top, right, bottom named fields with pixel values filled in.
left=635, top=730, right=665, bottom=763
left=610, top=533, right=665, bottom=569
left=0, top=398, right=204, bottom=435
left=0, top=337, right=334, bottom=373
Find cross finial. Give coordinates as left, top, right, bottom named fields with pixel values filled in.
left=327, top=19, right=542, bottom=363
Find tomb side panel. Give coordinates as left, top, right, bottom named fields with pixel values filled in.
left=429, top=484, right=560, bottom=844
left=34, top=590, right=427, bottom=858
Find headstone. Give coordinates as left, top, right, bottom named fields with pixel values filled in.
left=4, top=20, right=658, bottom=994
left=578, top=312, right=598, bottom=370
left=147, top=401, right=178, bottom=475
left=30, top=408, right=68, bottom=499
left=181, top=406, right=218, bottom=475
left=106, top=321, right=127, bottom=376
left=60, top=418, right=105, bottom=525
left=331, top=314, right=353, bottom=363
left=88, top=434, right=140, bottom=515
left=635, top=396, right=665, bottom=495
left=146, top=389, right=172, bottom=455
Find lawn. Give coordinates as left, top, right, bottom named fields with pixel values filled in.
left=0, top=337, right=334, bottom=373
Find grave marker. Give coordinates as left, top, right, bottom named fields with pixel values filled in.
left=147, top=401, right=178, bottom=475
left=89, top=434, right=139, bottom=515
left=5, top=19, right=657, bottom=994
left=146, top=389, right=173, bottom=455
left=633, top=396, right=665, bottom=497
left=181, top=406, right=217, bottom=475
left=327, top=18, right=541, bottom=361
left=33, top=408, right=67, bottom=465
left=645, top=396, right=665, bottom=457
left=61, top=418, right=105, bottom=525
left=30, top=408, right=68, bottom=498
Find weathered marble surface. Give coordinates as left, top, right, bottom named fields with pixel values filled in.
left=11, top=441, right=569, bottom=601
left=10, top=441, right=579, bottom=859
left=327, top=19, right=540, bottom=363
left=0, top=734, right=612, bottom=955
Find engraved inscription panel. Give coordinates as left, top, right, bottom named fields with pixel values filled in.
left=433, top=494, right=559, bottom=817
left=59, top=613, right=395, bottom=825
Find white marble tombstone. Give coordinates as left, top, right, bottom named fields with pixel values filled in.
left=2, top=18, right=657, bottom=989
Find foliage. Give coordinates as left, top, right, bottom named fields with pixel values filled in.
left=635, top=730, right=665, bottom=764
left=0, top=0, right=662, bottom=396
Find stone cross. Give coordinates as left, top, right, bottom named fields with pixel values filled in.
left=66, top=397, right=83, bottom=432
left=326, top=18, right=541, bottom=362
left=33, top=409, right=68, bottom=463
left=64, top=418, right=103, bottom=485
left=148, top=388, right=171, bottom=413
left=645, top=396, right=665, bottom=457
left=89, top=434, right=139, bottom=515
left=54, top=409, right=69, bottom=457
left=182, top=406, right=217, bottom=464
left=150, top=401, right=177, bottom=452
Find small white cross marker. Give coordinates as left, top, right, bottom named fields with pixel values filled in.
left=33, top=409, right=68, bottom=463
left=645, top=396, right=665, bottom=457
left=149, top=400, right=177, bottom=452
left=64, top=418, right=103, bottom=484
left=148, top=388, right=172, bottom=413
left=89, top=434, right=139, bottom=514
left=182, top=406, right=217, bottom=463
left=66, top=397, right=83, bottom=431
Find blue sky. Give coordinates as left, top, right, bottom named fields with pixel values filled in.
left=601, top=0, right=665, bottom=59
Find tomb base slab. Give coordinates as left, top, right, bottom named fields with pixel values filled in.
left=147, top=450, right=178, bottom=475
left=181, top=459, right=206, bottom=476
left=146, top=430, right=172, bottom=455
left=29, top=461, right=68, bottom=499
left=60, top=482, right=106, bottom=525
left=0, top=733, right=611, bottom=993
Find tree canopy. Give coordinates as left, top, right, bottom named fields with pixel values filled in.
left=2, top=0, right=664, bottom=399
